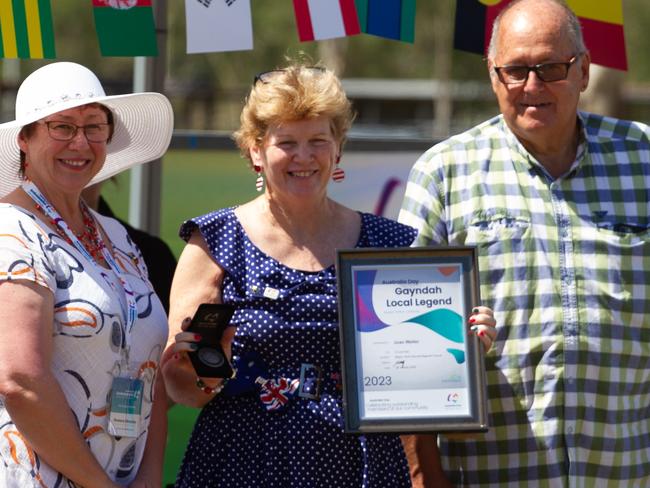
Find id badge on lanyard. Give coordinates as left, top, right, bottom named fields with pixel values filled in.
left=23, top=181, right=144, bottom=437
left=108, top=359, right=145, bottom=438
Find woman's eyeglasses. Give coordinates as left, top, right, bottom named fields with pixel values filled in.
left=493, top=54, right=581, bottom=85
left=253, top=67, right=327, bottom=85
left=38, top=121, right=112, bottom=143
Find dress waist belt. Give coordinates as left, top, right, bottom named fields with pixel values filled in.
left=221, top=352, right=341, bottom=412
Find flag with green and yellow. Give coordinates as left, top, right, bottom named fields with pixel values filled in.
left=0, top=0, right=55, bottom=58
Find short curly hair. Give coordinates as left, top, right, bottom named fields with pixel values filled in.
left=233, top=64, right=355, bottom=167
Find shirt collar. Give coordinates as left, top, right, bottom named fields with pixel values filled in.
left=498, top=114, right=589, bottom=180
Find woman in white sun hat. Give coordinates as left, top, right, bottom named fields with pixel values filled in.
left=0, top=62, right=173, bottom=487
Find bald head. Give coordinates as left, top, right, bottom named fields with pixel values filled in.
left=484, top=0, right=591, bottom=174
left=487, top=0, right=585, bottom=61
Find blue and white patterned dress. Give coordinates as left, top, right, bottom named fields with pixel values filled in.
left=176, top=207, right=416, bottom=488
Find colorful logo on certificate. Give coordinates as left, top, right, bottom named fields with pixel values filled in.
left=353, top=266, right=466, bottom=364
left=445, top=392, right=463, bottom=408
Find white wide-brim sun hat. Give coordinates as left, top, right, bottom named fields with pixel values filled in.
left=0, top=61, right=174, bottom=198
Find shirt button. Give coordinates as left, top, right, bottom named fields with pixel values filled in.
left=567, top=426, right=574, bottom=434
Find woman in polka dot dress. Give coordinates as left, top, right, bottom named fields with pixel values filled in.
left=161, top=63, right=497, bottom=487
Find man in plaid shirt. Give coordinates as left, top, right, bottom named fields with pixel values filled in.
left=399, top=0, right=650, bottom=486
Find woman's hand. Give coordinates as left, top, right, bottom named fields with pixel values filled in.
left=468, top=306, right=497, bottom=352
left=170, top=317, right=237, bottom=391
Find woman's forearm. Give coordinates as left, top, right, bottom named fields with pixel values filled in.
left=4, top=372, right=118, bottom=488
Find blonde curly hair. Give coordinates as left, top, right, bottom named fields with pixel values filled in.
left=233, top=63, right=355, bottom=167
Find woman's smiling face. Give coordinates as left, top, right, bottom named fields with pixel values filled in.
left=19, top=104, right=110, bottom=196
left=251, top=115, right=339, bottom=202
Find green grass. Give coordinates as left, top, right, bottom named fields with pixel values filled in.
left=104, top=149, right=257, bottom=258
left=102, top=149, right=255, bottom=486
left=162, top=405, right=199, bottom=486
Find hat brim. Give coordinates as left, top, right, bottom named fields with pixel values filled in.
left=0, top=92, right=173, bottom=198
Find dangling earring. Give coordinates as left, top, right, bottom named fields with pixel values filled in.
left=332, top=156, right=345, bottom=183
left=254, top=166, right=264, bottom=192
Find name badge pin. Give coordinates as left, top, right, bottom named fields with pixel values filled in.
left=263, top=287, right=280, bottom=300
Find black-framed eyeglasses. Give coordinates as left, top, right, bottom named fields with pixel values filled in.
left=493, top=54, right=581, bottom=85
left=38, top=121, right=112, bottom=143
left=253, top=66, right=327, bottom=85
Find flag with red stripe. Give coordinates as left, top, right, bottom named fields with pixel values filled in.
left=293, top=0, right=360, bottom=42
left=92, top=0, right=157, bottom=57
left=453, top=0, right=627, bottom=71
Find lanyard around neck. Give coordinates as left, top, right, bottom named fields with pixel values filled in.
left=22, top=180, right=138, bottom=356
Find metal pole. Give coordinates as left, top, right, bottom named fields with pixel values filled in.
left=128, top=0, right=167, bottom=235
left=1, top=60, right=20, bottom=122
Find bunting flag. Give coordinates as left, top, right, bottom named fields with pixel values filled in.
left=453, top=0, right=627, bottom=71
left=355, top=0, right=416, bottom=43
left=292, top=0, right=360, bottom=42
left=185, top=0, right=253, bottom=53
left=569, top=1, right=626, bottom=71
left=0, top=0, right=55, bottom=59
left=92, top=0, right=158, bottom=57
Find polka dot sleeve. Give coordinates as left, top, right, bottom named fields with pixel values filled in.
left=359, top=213, right=418, bottom=248
left=179, top=207, right=244, bottom=278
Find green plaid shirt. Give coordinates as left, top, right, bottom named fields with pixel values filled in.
left=399, top=112, right=650, bottom=487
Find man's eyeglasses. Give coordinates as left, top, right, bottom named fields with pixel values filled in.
left=253, top=66, right=327, bottom=85
left=493, top=54, right=581, bottom=85
left=39, top=121, right=112, bottom=143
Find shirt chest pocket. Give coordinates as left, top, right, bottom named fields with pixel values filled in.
left=464, top=210, right=531, bottom=247
left=592, top=220, right=650, bottom=249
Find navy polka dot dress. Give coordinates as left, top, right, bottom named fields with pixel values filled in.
left=175, top=207, right=416, bottom=488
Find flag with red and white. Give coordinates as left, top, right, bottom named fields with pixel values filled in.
left=258, top=377, right=299, bottom=411
left=293, top=0, right=361, bottom=42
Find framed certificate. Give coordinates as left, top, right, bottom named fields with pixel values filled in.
left=336, top=246, right=488, bottom=434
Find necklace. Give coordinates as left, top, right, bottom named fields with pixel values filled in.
left=35, top=201, right=106, bottom=261
left=23, top=180, right=138, bottom=343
